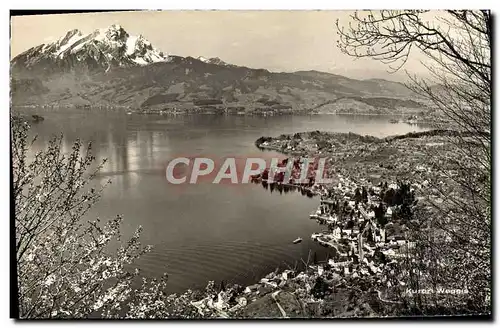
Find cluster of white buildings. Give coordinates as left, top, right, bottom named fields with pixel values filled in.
left=308, top=178, right=416, bottom=281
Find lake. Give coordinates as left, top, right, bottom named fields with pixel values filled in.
left=20, top=109, right=428, bottom=294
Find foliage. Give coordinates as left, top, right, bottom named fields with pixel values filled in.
left=12, top=120, right=194, bottom=318
left=361, top=187, right=368, bottom=203
left=337, top=10, right=491, bottom=315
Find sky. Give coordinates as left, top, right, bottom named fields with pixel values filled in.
left=10, top=10, right=430, bottom=81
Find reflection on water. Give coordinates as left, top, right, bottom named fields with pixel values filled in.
left=17, top=108, right=429, bottom=294
left=256, top=180, right=315, bottom=198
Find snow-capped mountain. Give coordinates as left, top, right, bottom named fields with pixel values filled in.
left=196, top=56, right=233, bottom=67
left=10, top=24, right=422, bottom=113
left=11, top=24, right=170, bottom=73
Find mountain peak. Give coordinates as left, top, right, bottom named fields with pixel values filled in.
left=196, top=56, right=232, bottom=67
left=11, top=25, right=169, bottom=73
left=102, top=24, right=129, bottom=41
left=62, top=29, right=82, bottom=41
left=108, top=23, right=123, bottom=31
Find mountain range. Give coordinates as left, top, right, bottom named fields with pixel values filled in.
left=11, top=25, right=429, bottom=114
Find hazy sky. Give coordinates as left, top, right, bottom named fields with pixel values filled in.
left=11, top=11, right=429, bottom=81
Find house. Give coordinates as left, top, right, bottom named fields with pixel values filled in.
left=328, top=215, right=338, bottom=223
left=332, top=226, right=342, bottom=240
left=374, top=228, right=386, bottom=243
left=380, top=229, right=386, bottom=243
left=368, top=264, right=380, bottom=274
left=382, top=249, right=396, bottom=257
left=343, top=229, right=353, bottom=237
left=328, top=258, right=350, bottom=268
left=350, top=241, right=357, bottom=252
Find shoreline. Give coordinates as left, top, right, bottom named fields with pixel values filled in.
left=162, top=128, right=462, bottom=318
left=16, top=110, right=473, bottom=318
left=11, top=105, right=443, bottom=125
left=184, top=126, right=478, bottom=317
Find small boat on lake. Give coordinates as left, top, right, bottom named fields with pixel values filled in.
left=292, top=237, right=303, bottom=244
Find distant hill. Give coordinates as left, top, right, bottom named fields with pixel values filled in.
left=11, top=25, right=429, bottom=114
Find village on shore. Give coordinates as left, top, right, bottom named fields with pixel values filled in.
left=173, top=128, right=474, bottom=318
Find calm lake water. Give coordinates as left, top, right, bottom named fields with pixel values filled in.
left=20, top=109, right=428, bottom=294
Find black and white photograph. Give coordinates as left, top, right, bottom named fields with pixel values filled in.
left=9, top=9, right=492, bottom=319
